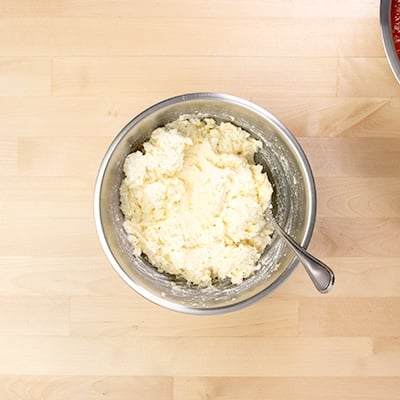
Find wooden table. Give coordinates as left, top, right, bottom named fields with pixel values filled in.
left=1, top=0, right=399, bottom=398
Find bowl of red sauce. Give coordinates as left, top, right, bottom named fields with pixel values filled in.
left=381, top=0, right=400, bottom=83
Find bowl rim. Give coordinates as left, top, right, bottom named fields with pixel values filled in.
left=380, top=0, right=400, bottom=84
left=94, top=92, right=317, bottom=314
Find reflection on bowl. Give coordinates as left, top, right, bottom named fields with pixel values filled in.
left=94, top=93, right=316, bottom=314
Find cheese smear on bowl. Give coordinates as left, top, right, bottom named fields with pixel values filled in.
left=120, top=116, right=274, bottom=286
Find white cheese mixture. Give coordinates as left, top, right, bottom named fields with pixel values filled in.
left=120, top=116, right=274, bottom=286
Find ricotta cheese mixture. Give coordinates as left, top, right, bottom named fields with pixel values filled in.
left=120, top=116, right=274, bottom=286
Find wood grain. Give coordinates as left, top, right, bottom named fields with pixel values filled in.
left=338, top=57, right=400, bottom=97
left=0, top=0, right=379, bottom=18
left=0, top=257, right=131, bottom=296
left=70, top=296, right=299, bottom=337
left=2, top=336, right=396, bottom=376
left=0, top=96, right=400, bottom=140
left=274, top=257, right=400, bottom=297
left=0, top=376, right=172, bottom=400
left=0, top=296, right=70, bottom=336
left=0, top=256, right=398, bottom=298
left=311, top=217, right=400, bottom=257
left=173, top=377, right=400, bottom=400
left=299, top=297, right=400, bottom=336
left=0, top=218, right=100, bottom=257
left=0, top=57, right=51, bottom=96
left=0, top=0, right=399, bottom=398
left=17, top=137, right=111, bottom=177
left=0, top=97, right=158, bottom=137
left=0, top=18, right=382, bottom=57
left=1, top=97, right=399, bottom=138
left=0, top=137, right=17, bottom=176
left=272, top=97, right=400, bottom=138
left=315, top=177, right=400, bottom=217
left=0, top=177, right=93, bottom=218
left=52, top=56, right=337, bottom=97
left=300, top=137, right=400, bottom=177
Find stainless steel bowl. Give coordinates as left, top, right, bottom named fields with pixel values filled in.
left=380, top=0, right=400, bottom=84
left=94, top=93, right=316, bottom=314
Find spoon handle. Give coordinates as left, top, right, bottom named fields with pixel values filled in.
left=272, top=221, right=335, bottom=294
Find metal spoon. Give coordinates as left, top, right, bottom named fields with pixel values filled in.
left=267, top=212, right=335, bottom=294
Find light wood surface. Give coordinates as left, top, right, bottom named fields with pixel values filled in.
left=1, top=0, right=400, bottom=398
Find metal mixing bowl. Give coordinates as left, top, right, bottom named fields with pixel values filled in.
left=94, top=93, right=316, bottom=314
left=380, top=0, right=400, bottom=84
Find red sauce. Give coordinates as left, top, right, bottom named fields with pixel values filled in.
left=392, top=0, right=400, bottom=59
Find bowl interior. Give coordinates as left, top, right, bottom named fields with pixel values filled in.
left=95, top=93, right=316, bottom=314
